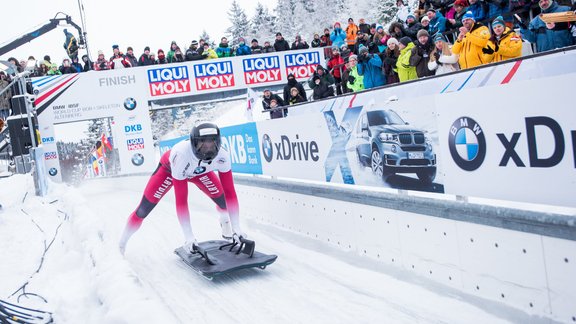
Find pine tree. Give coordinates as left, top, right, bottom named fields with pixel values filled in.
left=376, top=0, right=397, bottom=25
left=225, top=0, right=250, bottom=45
left=199, top=30, right=215, bottom=47
left=150, top=108, right=174, bottom=145
left=275, top=0, right=298, bottom=39
left=249, top=2, right=276, bottom=43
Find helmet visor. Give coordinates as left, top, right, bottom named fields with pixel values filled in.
left=194, top=137, right=218, bottom=160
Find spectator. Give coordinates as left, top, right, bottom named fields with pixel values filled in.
left=273, top=32, right=291, bottom=51
left=311, top=75, right=335, bottom=100
left=202, top=43, right=219, bottom=59
left=262, top=89, right=286, bottom=119
left=341, top=58, right=352, bottom=94
left=428, top=34, right=460, bottom=74
left=340, top=44, right=352, bottom=62
left=357, top=45, right=386, bottom=89
left=327, top=46, right=345, bottom=95
left=308, top=65, right=335, bottom=89
left=47, top=63, right=62, bottom=75
left=395, top=0, right=413, bottom=25
left=94, top=51, right=110, bottom=71
left=420, top=16, right=431, bottom=33
left=125, top=47, right=138, bottom=67
left=149, top=53, right=156, bottom=64
left=70, top=57, right=83, bottom=73
left=345, top=55, right=364, bottom=92
left=8, top=58, right=23, bottom=73
left=427, top=8, right=447, bottom=36
left=216, top=37, right=234, bottom=57
left=520, top=0, right=574, bottom=52
left=60, top=59, right=77, bottom=74
left=173, top=47, right=185, bottom=62
left=311, top=33, right=322, bottom=47
left=167, top=41, right=179, bottom=62
left=156, top=49, right=168, bottom=64
left=184, top=41, right=202, bottom=61
left=346, top=18, right=359, bottom=47
left=483, top=16, right=522, bottom=62
left=250, top=39, right=263, bottom=54
left=283, top=73, right=307, bottom=104
left=42, top=55, right=52, bottom=68
left=382, top=38, right=401, bottom=84
left=452, top=11, right=490, bottom=69
left=389, top=22, right=408, bottom=41
left=0, top=73, right=11, bottom=121
left=288, top=87, right=307, bottom=105
left=405, top=14, right=422, bottom=39
left=139, top=46, right=153, bottom=66
left=369, top=23, right=378, bottom=38
left=268, top=98, right=285, bottom=118
left=81, top=54, right=93, bottom=71
left=331, top=22, right=347, bottom=48
left=359, top=18, right=371, bottom=34
left=467, top=0, right=487, bottom=22
left=410, top=29, right=435, bottom=77
left=236, top=37, right=252, bottom=56
left=320, top=28, right=333, bottom=47
left=37, top=61, right=49, bottom=75
left=262, top=41, right=275, bottom=53
left=354, top=32, right=371, bottom=54
left=291, top=35, right=310, bottom=50
left=373, top=25, right=390, bottom=53
left=396, top=36, right=418, bottom=82
left=447, top=0, right=468, bottom=30
left=110, top=45, right=132, bottom=69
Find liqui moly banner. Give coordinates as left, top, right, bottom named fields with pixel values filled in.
left=243, top=56, right=281, bottom=85
left=284, top=51, right=321, bottom=78
left=194, top=61, right=235, bottom=90
left=148, top=66, right=191, bottom=96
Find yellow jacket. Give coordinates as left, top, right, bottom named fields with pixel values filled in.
left=452, top=23, right=491, bottom=69
left=482, top=28, right=522, bottom=63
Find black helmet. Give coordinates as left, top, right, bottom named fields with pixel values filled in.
left=190, top=123, right=221, bottom=161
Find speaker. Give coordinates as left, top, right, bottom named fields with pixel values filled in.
left=7, top=115, right=37, bottom=156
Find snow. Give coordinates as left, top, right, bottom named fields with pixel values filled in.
left=0, top=173, right=519, bottom=324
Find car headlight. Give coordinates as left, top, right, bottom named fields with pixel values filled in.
left=378, top=132, right=398, bottom=143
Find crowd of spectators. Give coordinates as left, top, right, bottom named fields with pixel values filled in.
left=1, top=0, right=574, bottom=122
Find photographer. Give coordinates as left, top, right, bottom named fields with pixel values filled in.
left=356, top=45, right=385, bottom=89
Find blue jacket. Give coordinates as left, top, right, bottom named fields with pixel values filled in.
left=428, top=11, right=447, bottom=36
left=235, top=44, right=252, bottom=56
left=357, top=54, right=386, bottom=89
left=521, top=1, right=574, bottom=53
left=468, top=2, right=487, bottom=22
left=330, top=28, right=347, bottom=48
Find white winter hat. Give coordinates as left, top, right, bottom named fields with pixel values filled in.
left=387, top=37, right=399, bottom=46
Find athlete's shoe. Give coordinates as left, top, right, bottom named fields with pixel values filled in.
left=220, top=216, right=234, bottom=240
left=183, top=240, right=199, bottom=254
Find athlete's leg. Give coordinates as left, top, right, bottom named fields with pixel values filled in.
left=119, top=163, right=173, bottom=254
left=189, top=172, right=234, bottom=238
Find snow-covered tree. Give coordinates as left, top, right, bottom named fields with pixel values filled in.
left=199, top=30, right=215, bottom=47
left=376, top=0, right=398, bottom=26
left=274, top=0, right=298, bottom=39
left=173, top=108, right=187, bottom=135
left=226, top=0, right=250, bottom=45
left=150, top=108, right=174, bottom=145
left=249, top=2, right=276, bottom=43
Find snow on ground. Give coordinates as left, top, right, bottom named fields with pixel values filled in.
left=0, top=174, right=519, bottom=324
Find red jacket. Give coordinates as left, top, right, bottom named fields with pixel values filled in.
left=327, top=55, right=345, bottom=78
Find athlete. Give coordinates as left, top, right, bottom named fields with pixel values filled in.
left=119, top=122, right=245, bottom=255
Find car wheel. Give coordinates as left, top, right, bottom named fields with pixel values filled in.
left=417, top=169, right=436, bottom=184
left=371, top=149, right=383, bottom=177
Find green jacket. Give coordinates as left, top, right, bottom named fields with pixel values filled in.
left=346, top=66, right=364, bottom=92
left=396, top=42, right=418, bottom=82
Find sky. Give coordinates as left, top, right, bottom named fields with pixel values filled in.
left=1, top=0, right=277, bottom=63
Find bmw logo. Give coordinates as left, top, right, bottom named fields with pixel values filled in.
left=261, top=134, right=273, bottom=162
left=131, top=153, right=144, bottom=166
left=124, top=97, right=137, bottom=111
left=448, top=117, right=486, bottom=171
left=48, top=168, right=58, bottom=176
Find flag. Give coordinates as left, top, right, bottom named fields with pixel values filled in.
left=101, top=133, right=112, bottom=151
left=245, top=88, right=259, bottom=122
left=89, top=151, right=99, bottom=176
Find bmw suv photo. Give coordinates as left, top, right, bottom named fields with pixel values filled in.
left=352, top=109, right=437, bottom=183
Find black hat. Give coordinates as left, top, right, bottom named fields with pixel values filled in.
left=191, top=40, right=198, bottom=46
left=276, top=32, right=282, bottom=36
left=127, top=46, right=133, bottom=51
left=144, top=46, right=150, bottom=51
left=399, top=36, right=412, bottom=46
left=112, top=44, right=119, bottom=50
left=287, top=73, right=295, bottom=79
left=251, top=38, right=258, bottom=43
